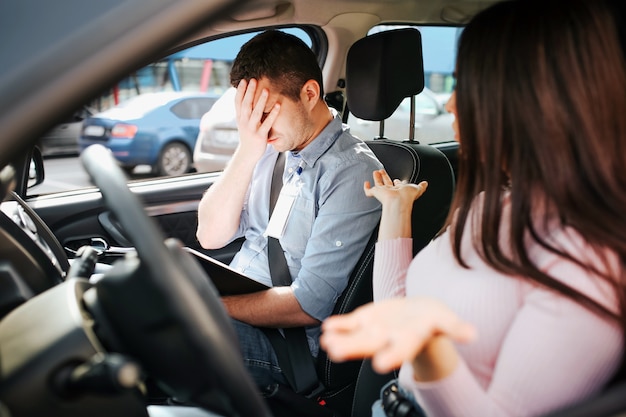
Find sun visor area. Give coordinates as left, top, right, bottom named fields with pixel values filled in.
left=441, top=1, right=494, bottom=24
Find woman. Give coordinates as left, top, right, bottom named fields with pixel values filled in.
left=320, top=0, right=626, bottom=416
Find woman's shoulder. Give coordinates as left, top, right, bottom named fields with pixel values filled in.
left=529, top=225, right=620, bottom=313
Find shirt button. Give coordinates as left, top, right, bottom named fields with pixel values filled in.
left=288, top=167, right=294, bottom=174
left=335, top=240, right=343, bottom=247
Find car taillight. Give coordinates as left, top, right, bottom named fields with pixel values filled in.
left=111, top=123, right=138, bottom=138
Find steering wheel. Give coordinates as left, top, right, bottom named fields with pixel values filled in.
left=80, top=144, right=272, bottom=417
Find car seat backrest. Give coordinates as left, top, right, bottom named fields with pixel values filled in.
left=315, top=139, right=455, bottom=383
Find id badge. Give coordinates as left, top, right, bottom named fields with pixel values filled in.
left=264, top=181, right=301, bottom=239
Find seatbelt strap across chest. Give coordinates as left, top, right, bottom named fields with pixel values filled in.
left=264, top=151, right=320, bottom=395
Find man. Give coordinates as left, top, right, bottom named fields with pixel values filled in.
left=196, top=30, right=382, bottom=387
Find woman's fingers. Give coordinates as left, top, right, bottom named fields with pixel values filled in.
left=380, top=170, right=394, bottom=186
left=411, top=181, right=429, bottom=199
left=370, top=332, right=428, bottom=373
left=364, top=180, right=374, bottom=197
left=321, top=310, right=390, bottom=361
left=321, top=297, right=477, bottom=371
left=371, top=169, right=384, bottom=186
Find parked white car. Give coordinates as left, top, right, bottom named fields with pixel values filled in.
left=194, top=87, right=454, bottom=173
left=348, top=87, right=454, bottom=143
left=193, top=87, right=238, bottom=173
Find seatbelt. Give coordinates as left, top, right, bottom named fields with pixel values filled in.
left=263, top=151, right=320, bottom=395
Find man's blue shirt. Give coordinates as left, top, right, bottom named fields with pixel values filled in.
left=229, top=112, right=383, bottom=355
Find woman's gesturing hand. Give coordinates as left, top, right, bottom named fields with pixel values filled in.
left=365, top=169, right=429, bottom=241
left=364, top=169, right=428, bottom=209
left=320, top=297, right=476, bottom=376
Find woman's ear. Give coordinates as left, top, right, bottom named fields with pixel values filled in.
left=300, top=79, right=321, bottom=110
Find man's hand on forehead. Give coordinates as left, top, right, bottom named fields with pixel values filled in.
left=234, top=78, right=281, bottom=149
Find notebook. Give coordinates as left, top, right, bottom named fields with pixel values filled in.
left=183, top=246, right=270, bottom=295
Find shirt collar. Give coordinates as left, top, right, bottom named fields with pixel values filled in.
left=288, top=109, right=343, bottom=168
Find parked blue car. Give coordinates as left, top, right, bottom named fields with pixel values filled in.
left=79, top=92, right=218, bottom=176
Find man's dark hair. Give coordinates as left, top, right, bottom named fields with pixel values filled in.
left=230, top=30, right=323, bottom=100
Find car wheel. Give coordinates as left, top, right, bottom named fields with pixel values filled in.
left=156, top=142, right=191, bottom=176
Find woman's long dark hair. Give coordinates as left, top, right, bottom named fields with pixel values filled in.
left=448, top=0, right=626, bottom=331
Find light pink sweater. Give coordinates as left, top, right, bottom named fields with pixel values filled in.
left=373, top=202, right=623, bottom=417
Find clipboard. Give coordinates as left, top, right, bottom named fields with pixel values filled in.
left=183, top=247, right=270, bottom=295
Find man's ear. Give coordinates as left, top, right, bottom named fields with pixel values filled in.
left=300, top=79, right=321, bottom=110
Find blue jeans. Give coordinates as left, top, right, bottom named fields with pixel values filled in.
left=231, top=319, right=289, bottom=388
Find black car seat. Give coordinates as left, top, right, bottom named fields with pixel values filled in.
left=263, top=28, right=455, bottom=417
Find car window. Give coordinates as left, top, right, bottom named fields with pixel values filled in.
left=347, top=25, right=461, bottom=144
left=397, top=93, right=441, bottom=115
left=29, top=27, right=315, bottom=195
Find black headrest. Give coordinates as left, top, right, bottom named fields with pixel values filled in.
left=346, top=28, right=425, bottom=121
